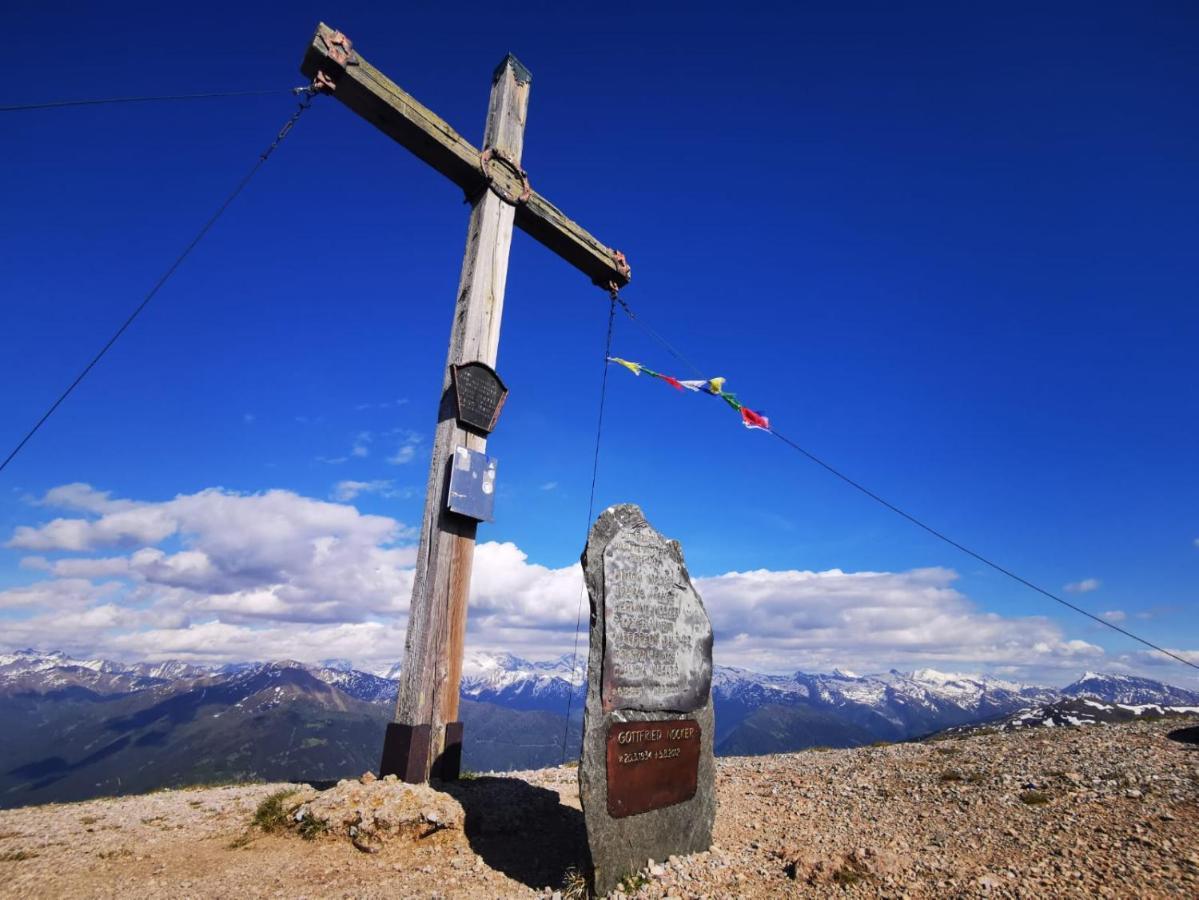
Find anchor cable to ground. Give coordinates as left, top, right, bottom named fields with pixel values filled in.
left=560, top=290, right=620, bottom=762
left=0, top=87, right=306, bottom=113
left=609, top=298, right=1199, bottom=674
left=0, top=88, right=320, bottom=476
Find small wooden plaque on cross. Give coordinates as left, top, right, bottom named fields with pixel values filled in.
left=299, top=23, right=630, bottom=783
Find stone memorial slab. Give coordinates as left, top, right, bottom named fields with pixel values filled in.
left=578, top=504, right=715, bottom=896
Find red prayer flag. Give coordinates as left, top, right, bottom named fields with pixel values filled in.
left=661, top=375, right=685, bottom=391
left=740, top=407, right=770, bottom=431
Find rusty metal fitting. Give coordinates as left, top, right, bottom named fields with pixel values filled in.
left=479, top=147, right=532, bottom=205
left=326, top=30, right=358, bottom=67
left=611, top=250, right=631, bottom=281
left=312, top=70, right=337, bottom=94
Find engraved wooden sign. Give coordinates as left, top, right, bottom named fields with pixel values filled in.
left=605, top=719, right=701, bottom=818
left=451, top=361, right=508, bottom=434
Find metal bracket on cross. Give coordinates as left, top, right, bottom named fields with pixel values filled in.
left=478, top=147, right=532, bottom=206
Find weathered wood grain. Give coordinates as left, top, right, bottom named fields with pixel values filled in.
left=301, top=22, right=630, bottom=289
left=391, top=53, right=530, bottom=780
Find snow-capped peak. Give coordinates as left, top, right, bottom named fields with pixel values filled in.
left=909, top=668, right=972, bottom=685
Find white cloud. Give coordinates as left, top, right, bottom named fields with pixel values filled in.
left=0, top=484, right=1164, bottom=682
left=694, top=567, right=1102, bottom=677
left=387, top=432, right=422, bottom=466
left=351, top=431, right=372, bottom=458
left=1101, top=610, right=1126, bottom=623
left=8, top=506, right=178, bottom=551
left=355, top=398, right=409, bottom=412
left=4, top=486, right=415, bottom=634
left=540, top=482, right=559, bottom=492
left=332, top=479, right=396, bottom=502
left=0, top=577, right=121, bottom=611
left=38, top=483, right=138, bottom=515
left=1115, top=648, right=1199, bottom=672
left=1064, top=578, right=1101, bottom=594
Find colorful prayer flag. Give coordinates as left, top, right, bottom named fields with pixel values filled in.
left=741, top=407, right=770, bottom=430
left=608, top=356, right=771, bottom=433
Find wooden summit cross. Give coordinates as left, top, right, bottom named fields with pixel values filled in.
left=300, top=24, right=630, bottom=783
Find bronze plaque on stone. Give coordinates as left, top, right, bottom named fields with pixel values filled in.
left=605, top=719, right=701, bottom=818
left=451, top=362, right=508, bottom=434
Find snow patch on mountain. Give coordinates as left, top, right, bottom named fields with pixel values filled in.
left=6, top=648, right=1198, bottom=745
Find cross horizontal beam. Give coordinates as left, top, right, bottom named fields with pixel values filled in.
left=301, top=23, right=630, bottom=289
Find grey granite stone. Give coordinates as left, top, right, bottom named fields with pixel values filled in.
left=578, top=504, right=715, bottom=896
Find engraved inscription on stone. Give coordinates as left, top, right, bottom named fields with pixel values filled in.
left=451, top=362, right=508, bottom=434
left=605, top=719, right=701, bottom=818
left=601, top=526, right=713, bottom=712
left=580, top=504, right=716, bottom=897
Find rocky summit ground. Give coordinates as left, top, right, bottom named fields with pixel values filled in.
left=1, top=717, right=1196, bottom=899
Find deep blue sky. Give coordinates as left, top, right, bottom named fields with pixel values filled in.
left=1, top=2, right=1196, bottom=678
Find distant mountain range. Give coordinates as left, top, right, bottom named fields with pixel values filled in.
left=2, top=649, right=1196, bottom=809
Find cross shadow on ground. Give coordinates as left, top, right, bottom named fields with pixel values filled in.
left=442, top=776, right=589, bottom=891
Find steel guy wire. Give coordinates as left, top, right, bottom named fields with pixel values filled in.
left=0, top=88, right=319, bottom=476
left=1, top=87, right=305, bottom=113
left=610, top=296, right=1199, bottom=674
left=560, top=293, right=619, bottom=762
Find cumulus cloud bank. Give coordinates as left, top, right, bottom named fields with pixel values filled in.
left=0, top=483, right=1171, bottom=683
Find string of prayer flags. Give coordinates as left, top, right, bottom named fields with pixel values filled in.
left=606, top=357, right=771, bottom=433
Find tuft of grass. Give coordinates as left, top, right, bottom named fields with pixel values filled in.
left=79, top=816, right=98, bottom=825
left=252, top=789, right=299, bottom=833
left=1019, top=790, right=1051, bottom=806
left=562, top=759, right=580, bottom=769
left=1, top=850, right=38, bottom=862
left=458, top=769, right=480, bottom=781
left=832, top=862, right=866, bottom=885
left=619, top=871, right=650, bottom=892
left=869, top=740, right=892, bottom=748
left=297, top=815, right=327, bottom=841
left=227, top=832, right=253, bottom=850
left=935, top=746, right=959, bottom=756
left=940, top=770, right=964, bottom=783
left=562, top=866, right=588, bottom=899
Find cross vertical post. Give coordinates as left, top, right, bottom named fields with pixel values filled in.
left=385, top=57, right=530, bottom=782
left=299, top=23, right=630, bottom=785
